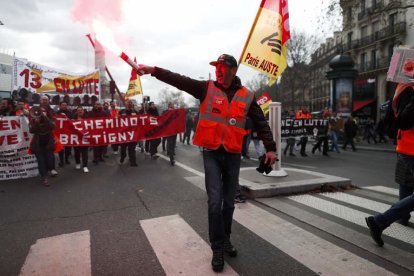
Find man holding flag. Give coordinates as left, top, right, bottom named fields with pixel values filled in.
left=138, top=54, right=277, bottom=271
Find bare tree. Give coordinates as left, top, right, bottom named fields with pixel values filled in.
left=158, top=87, right=187, bottom=111
left=276, top=30, right=320, bottom=111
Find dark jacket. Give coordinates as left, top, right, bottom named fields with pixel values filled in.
left=29, top=116, right=56, bottom=153
left=344, top=119, right=358, bottom=138
left=395, top=86, right=414, bottom=130
left=119, top=108, right=139, bottom=116
left=89, top=108, right=110, bottom=118
left=151, top=67, right=276, bottom=152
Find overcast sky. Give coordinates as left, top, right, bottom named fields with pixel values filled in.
left=0, top=0, right=338, bottom=103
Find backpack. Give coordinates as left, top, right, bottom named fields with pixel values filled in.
left=383, top=100, right=398, bottom=139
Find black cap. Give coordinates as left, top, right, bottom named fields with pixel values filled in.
left=209, top=54, right=238, bottom=68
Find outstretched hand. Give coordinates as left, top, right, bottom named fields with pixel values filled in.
left=138, top=64, right=155, bottom=75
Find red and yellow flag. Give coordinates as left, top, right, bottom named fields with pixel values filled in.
left=125, top=57, right=143, bottom=99
left=239, top=0, right=290, bottom=84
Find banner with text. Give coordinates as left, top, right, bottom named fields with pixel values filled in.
left=55, top=109, right=186, bottom=146
left=0, top=116, right=38, bottom=180
left=13, top=57, right=100, bottom=97
left=281, top=118, right=329, bottom=138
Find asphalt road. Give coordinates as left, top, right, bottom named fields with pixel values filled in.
left=1, top=142, right=411, bottom=276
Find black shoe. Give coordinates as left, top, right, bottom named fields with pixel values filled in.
left=120, top=156, right=125, bottom=164
left=323, top=152, right=329, bottom=156
left=65, top=159, right=70, bottom=165
left=130, top=162, right=138, bottom=167
left=224, top=240, right=238, bottom=257
left=365, top=216, right=384, bottom=247
left=211, top=249, right=224, bottom=272
left=92, top=159, right=98, bottom=165
left=289, top=153, right=296, bottom=157
left=301, top=153, right=308, bottom=157
left=234, top=195, right=246, bottom=204
left=151, top=154, right=159, bottom=160
left=58, top=161, right=64, bottom=167
left=169, top=156, right=175, bottom=166
left=311, top=148, right=316, bottom=154
left=283, top=151, right=287, bottom=156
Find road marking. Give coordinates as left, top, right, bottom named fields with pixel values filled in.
left=282, top=162, right=317, bottom=169
left=140, top=214, right=238, bottom=276
left=234, top=202, right=395, bottom=276
left=158, top=154, right=204, bottom=177
left=19, top=230, right=91, bottom=276
left=364, top=186, right=399, bottom=196
left=289, top=193, right=414, bottom=245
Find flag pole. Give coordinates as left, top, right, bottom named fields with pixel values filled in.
left=86, top=34, right=126, bottom=106
left=237, top=1, right=264, bottom=69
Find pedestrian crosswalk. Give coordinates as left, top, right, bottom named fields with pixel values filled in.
left=16, top=185, right=414, bottom=275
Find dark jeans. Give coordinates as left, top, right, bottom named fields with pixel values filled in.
left=284, top=138, right=295, bottom=154
left=34, top=148, right=55, bottom=177
left=374, top=154, right=414, bottom=229
left=342, top=136, right=356, bottom=151
left=74, top=146, right=89, bottom=167
left=203, top=149, right=241, bottom=249
left=183, top=129, right=192, bottom=144
left=166, top=135, right=177, bottom=157
left=298, top=136, right=308, bottom=154
left=150, top=138, right=161, bottom=155
left=312, top=136, right=329, bottom=154
left=121, top=142, right=137, bottom=164
left=58, top=146, right=71, bottom=163
left=93, top=146, right=105, bottom=161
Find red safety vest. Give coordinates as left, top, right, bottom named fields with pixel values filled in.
left=193, top=80, right=254, bottom=153
left=393, top=83, right=414, bottom=155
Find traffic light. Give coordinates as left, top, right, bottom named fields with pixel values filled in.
left=109, top=81, right=116, bottom=95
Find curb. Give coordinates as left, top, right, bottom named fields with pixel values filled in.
left=240, top=168, right=352, bottom=198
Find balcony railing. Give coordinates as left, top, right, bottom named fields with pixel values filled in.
left=342, top=22, right=406, bottom=52
left=357, top=56, right=391, bottom=73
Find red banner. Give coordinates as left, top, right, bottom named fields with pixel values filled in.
left=54, top=109, right=186, bottom=146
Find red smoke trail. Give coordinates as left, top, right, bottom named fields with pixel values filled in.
left=71, top=0, right=123, bottom=25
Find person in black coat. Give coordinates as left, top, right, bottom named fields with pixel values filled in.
left=119, top=100, right=139, bottom=166
left=342, top=116, right=357, bottom=151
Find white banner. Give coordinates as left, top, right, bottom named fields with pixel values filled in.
left=0, top=116, right=38, bottom=180
left=12, top=57, right=100, bottom=98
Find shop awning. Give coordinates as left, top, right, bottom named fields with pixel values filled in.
left=353, top=100, right=375, bottom=111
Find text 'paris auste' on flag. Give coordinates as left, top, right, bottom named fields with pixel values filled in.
left=239, top=0, right=290, bottom=85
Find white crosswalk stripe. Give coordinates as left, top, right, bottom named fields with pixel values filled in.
left=288, top=190, right=414, bottom=245
left=16, top=184, right=414, bottom=275
left=140, top=214, right=238, bottom=276
left=19, top=230, right=91, bottom=276
left=363, top=186, right=399, bottom=196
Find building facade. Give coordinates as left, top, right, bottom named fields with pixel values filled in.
left=307, top=0, right=414, bottom=123
left=0, top=52, right=13, bottom=99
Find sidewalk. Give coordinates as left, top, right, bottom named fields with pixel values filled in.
left=240, top=139, right=395, bottom=198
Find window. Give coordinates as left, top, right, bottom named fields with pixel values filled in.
left=361, top=26, right=368, bottom=38
left=371, top=50, right=377, bottom=68
left=347, top=7, right=352, bottom=22
left=361, top=0, right=366, bottom=13
left=347, top=32, right=353, bottom=49
left=0, top=64, right=12, bottom=75
left=389, top=13, right=397, bottom=32
left=361, top=53, right=367, bottom=70
left=372, top=21, right=379, bottom=38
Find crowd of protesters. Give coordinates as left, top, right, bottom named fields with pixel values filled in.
left=0, top=95, right=193, bottom=186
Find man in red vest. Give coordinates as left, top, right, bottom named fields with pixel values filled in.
left=138, top=54, right=277, bottom=272
left=366, top=82, right=414, bottom=246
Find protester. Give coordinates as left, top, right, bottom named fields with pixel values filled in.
left=28, top=109, right=58, bottom=186
left=163, top=103, right=178, bottom=166
left=283, top=110, right=296, bottom=157
left=376, top=116, right=388, bottom=143
left=365, top=82, right=414, bottom=246
left=311, top=110, right=330, bottom=156
left=15, top=99, right=29, bottom=117
left=119, top=100, right=139, bottom=167
left=342, top=116, right=358, bottom=151
left=138, top=53, right=277, bottom=272
left=39, top=95, right=55, bottom=119
left=147, top=102, right=161, bottom=159
left=73, top=106, right=90, bottom=173
left=183, top=111, right=194, bottom=145
left=329, top=112, right=343, bottom=153
left=56, top=101, right=73, bottom=167
left=364, top=118, right=377, bottom=144
left=0, top=98, right=16, bottom=116
left=89, top=102, right=110, bottom=164
left=110, top=101, right=120, bottom=155
left=295, top=106, right=312, bottom=157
